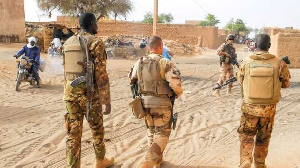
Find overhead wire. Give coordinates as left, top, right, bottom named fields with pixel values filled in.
left=192, top=0, right=209, bottom=14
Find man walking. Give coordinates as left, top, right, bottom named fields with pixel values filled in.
left=63, top=13, right=114, bottom=168
left=237, top=34, right=290, bottom=168
left=129, top=36, right=183, bottom=168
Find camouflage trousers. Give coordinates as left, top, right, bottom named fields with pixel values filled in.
left=217, top=63, right=234, bottom=88
left=64, top=83, right=105, bottom=168
left=142, top=108, right=172, bottom=167
left=237, top=111, right=275, bottom=168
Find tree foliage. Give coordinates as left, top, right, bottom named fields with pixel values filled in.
left=225, top=18, right=248, bottom=33
left=110, top=0, right=133, bottom=20
left=141, top=12, right=174, bottom=24
left=37, top=0, right=133, bottom=20
left=199, top=14, right=220, bottom=27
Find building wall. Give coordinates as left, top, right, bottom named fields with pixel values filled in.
left=56, top=17, right=221, bottom=49
left=269, top=29, right=300, bottom=68
left=0, top=0, right=26, bottom=42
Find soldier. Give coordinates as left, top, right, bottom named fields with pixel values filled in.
left=213, top=34, right=237, bottom=97
left=63, top=13, right=114, bottom=168
left=237, top=34, right=290, bottom=168
left=129, top=36, right=183, bottom=168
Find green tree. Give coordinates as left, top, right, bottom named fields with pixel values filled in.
left=225, top=18, right=249, bottom=40
left=141, top=12, right=153, bottom=24
left=37, top=0, right=133, bottom=19
left=141, top=12, right=174, bottom=24
left=199, top=14, right=220, bottom=27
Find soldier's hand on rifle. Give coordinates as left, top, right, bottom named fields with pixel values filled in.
left=77, top=61, right=87, bottom=68
left=103, top=103, right=111, bottom=115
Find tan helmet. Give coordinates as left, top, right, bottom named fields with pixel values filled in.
left=226, top=34, right=235, bottom=41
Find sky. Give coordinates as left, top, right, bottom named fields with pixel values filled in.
left=24, top=0, right=300, bottom=29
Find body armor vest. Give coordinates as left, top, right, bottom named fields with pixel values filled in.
left=136, top=54, right=172, bottom=108
left=242, top=53, right=282, bottom=105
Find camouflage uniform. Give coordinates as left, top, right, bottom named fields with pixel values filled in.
left=130, top=54, right=183, bottom=168
left=237, top=52, right=290, bottom=168
left=217, top=43, right=236, bottom=89
left=63, top=32, right=110, bottom=168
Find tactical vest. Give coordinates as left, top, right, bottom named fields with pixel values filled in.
left=137, top=54, right=172, bottom=108
left=242, top=53, right=282, bottom=105
left=63, top=34, right=94, bottom=80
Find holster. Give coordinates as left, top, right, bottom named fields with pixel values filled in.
left=129, top=97, right=146, bottom=119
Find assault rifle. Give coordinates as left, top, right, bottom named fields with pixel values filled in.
left=225, top=43, right=239, bottom=68
left=79, top=36, right=95, bottom=121
left=282, top=55, right=290, bottom=65
left=213, top=77, right=237, bottom=90
left=212, top=56, right=291, bottom=90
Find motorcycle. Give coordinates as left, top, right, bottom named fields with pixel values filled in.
left=15, top=56, right=40, bottom=91
left=116, top=39, right=135, bottom=47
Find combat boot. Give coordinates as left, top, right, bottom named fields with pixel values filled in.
left=212, top=89, right=221, bottom=97
left=226, top=88, right=232, bottom=95
left=95, top=157, right=114, bottom=168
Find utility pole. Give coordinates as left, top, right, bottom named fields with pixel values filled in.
left=153, top=0, right=158, bottom=35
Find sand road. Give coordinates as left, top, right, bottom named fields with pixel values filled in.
left=0, top=43, right=299, bottom=168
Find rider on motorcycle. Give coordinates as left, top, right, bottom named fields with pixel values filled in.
left=14, top=37, right=41, bottom=87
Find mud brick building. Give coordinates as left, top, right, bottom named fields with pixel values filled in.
left=0, top=0, right=26, bottom=43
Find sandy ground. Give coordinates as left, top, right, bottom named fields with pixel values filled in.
left=0, top=43, right=299, bottom=168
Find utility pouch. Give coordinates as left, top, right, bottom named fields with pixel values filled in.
left=220, top=56, right=229, bottom=64
left=248, top=63, right=274, bottom=99
left=129, top=97, right=146, bottom=119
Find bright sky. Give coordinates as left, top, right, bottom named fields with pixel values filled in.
left=24, top=0, right=300, bottom=29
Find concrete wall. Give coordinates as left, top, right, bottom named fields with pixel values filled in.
left=0, top=0, right=26, bottom=42
left=56, top=17, right=221, bottom=49
left=269, top=29, right=300, bottom=68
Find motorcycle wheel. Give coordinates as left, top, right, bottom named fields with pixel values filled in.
left=15, top=73, right=22, bottom=91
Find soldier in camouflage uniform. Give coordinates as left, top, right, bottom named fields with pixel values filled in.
left=237, top=34, right=290, bottom=168
left=213, top=34, right=236, bottom=97
left=63, top=13, right=114, bottom=168
left=129, top=36, right=183, bottom=168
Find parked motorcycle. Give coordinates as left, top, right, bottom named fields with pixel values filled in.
left=15, top=56, right=39, bottom=91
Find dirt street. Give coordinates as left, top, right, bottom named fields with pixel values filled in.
left=0, top=43, right=299, bottom=168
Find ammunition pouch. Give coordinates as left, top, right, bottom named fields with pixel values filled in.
left=70, top=76, right=86, bottom=87
left=220, top=55, right=229, bottom=64
left=142, top=95, right=172, bottom=109
left=129, top=97, right=146, bottom=119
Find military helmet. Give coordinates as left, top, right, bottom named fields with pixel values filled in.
left=226, top=34, right=235, bottom=41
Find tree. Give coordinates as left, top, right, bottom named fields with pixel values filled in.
left=141, top=12, right=153, bottom=24
left=110, top=0, right=133, bottom=20
left=159, top=13, right=174, bottom=23
left=225, top=18, right=248, bottom=41
left=199, top=14, right=220, bottom=27
left=37, top=0, right=133, bottom=20
left=141, top=12, right=174, bottom=24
